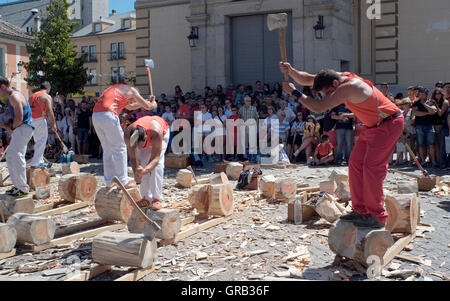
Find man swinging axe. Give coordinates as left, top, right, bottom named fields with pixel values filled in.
left=124, top=116, right=170, bottom=211
left=280, top=63, right=404, bottom=229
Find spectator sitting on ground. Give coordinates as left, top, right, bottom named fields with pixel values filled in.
left=310, top=135, right=334, bottom=166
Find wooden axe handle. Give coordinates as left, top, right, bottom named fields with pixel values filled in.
left=112, top=176, right=161, bottom=230
left=404, top=142, right=429, bottom=177
left=278, top=28, right=289, bottom=81
left=146, top=67, right=154, bottom=96
left=55, top=132, right=68, bottom=152
left=0, top=144, right=9, bottom=162
left=388, top=169, right=421, bottom=179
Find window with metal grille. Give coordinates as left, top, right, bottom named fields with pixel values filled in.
left=89, top=45, right=96, bottom=61
left=110, top=43, right=117, bottom=60
left=118, top=42, right=125, bottom=59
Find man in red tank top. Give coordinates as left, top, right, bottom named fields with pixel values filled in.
left=124, top=116, right=170, bottom=210
left=280, top=63, right=404, bottom=229
left=30, top=82, right=57, bottom=168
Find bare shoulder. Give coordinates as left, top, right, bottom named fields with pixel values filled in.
left=10, top=91, right=25, bottom=106
left=340, top=78, right=372, bottom=102
left=115, top=84, right=135, bottom=97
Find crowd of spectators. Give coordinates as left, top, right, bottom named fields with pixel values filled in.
left=0, top=80, right=448, bottom=169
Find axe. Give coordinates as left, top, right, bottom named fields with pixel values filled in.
left=404, top=142, right=430, bottom=178
left=112, top=176, right=161, bottom=239
left=144, top=59, right=155, bottom=96
left=267, top=13, right=289, bottom=81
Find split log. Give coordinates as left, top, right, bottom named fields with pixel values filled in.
left=71, top=154, right=89, bottom=164
left=328, top=220, right=394, bottom=267
left=128, top=208, right=181, bottom=240
left=92, top=231, right=157, bottom=268
left=384, top=193, right=419, bottom=234
left=58, top=173, right=97, bottom=203
left=336, top=181, right=351, bottom=202
left=95, top=187, right=140, bottom=222
left=209, top=172, right=229, bottom=185
left=7, top=213, right=56, bottom=245
left=274, top=178, right=297, bottom=202
left=215, top=162, right=230, bottom=173
left=26, top=168, right=50, bottom=190
left=61, top=162, right=80, bottom=175
left=164, top=154, right=189, bottom=169
left=207, top=184, right=234, bottom=216
left=259, top=175, right=276, bottom=198
left=397, top=180, right=418, bottom=194
left=417, top=176, right=441, bottom=191
left=176, top=169, right=193, bottom=188
left=226, top=162, right=243, bottom=180
left=0, top=223, right=17, bottom=253
left=33, top=185, right=52, bottom=200
left=0, top=195, right=34, bottom=219
left=314, top=193, right=342, bottom=223
left=188, top=184, right=210, bottom=213
left=320, top=181, right=337, bottom=195
left=329, top=170, right=348, bottom=185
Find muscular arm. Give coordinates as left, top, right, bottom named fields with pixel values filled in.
left=42, top=94, right=57, bottom=131
left=130, top=87, right=157, bottom=111
left=125, top=102, right=142, bottom=111
left=144, top=127, right=163, bottom=174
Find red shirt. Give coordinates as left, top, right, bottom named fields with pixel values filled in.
left=130, top=116, right=169, bottom=149
left=315, top=142, right=334, bottom=158
left=177, top=104, right=190, bottom=117
left=30, top=90, right=47, bottom=119
left=93, top=84, right=132, bottom=116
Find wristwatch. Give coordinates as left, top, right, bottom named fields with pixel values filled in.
left=292, top=89, right=303, bottom=98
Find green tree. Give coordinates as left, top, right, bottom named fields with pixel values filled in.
left=24, top=0, right=90, bottom=96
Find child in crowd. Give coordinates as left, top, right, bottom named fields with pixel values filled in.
left=310, top=134, right=334, bottom=166
left=162, top=104, right=175, bottom=154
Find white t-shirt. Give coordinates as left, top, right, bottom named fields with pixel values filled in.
left=161, top=112, right=175, bottom=124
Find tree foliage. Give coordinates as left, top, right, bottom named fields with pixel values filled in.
left=24, top=0, right=90, bottom=96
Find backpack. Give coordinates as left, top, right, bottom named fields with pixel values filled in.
left=236, top=168, right=262, bottom=190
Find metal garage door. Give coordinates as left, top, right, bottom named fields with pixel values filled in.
left=231, top=13, right=293, bottom=87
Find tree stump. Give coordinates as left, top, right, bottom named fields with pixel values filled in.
left=188, top=184, right=210, bottom=214
left=259, top=175, right=276, bottom=198
left=95, top=187, right=140, bottom=222
left=71, top=154, right=89, bottom=164
left=0, top=195, right=34, bottom=220
left=209, top=172, right=229, bottom=185
left=26, top=168, right=50, bottom=191
left=320, top=181, right=337, bottom=195
left=384, top=193, right=419, bottom=234
left=417, top=176, right=441, bottom=191
left=164, top=154, right=189, bottom=168
left=58, top=173, right=97, bottom=203
left=274, top=178, right=296, bottom=202
left=329, top=170, right=348, bottom=185
left=128, top=208, right=181, bottom=240
left=0, top=223, right=17, bottom=253
left=7, top=213, right=56, bottom=245
left=328, top=220, right=394, bottom=267
left=397, top=180, right=418, bottom=194
left=336, top=181, right=351, bottom=202
left=207, top=184, right=234, bottom=216
left=61, top=162, right=80, bottom=175
left=92, top=231, right=157, bottom=268
left=176, top=169, right=193, bottom=188
left=225, top=162, right=243, bottom=180
left=215, top=162, right=229, bottom=173
left=314, top=193, right=342, bottom=223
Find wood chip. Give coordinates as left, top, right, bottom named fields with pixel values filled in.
left=195, top=251, right=208, bottom=261
left=387, top=262, right=401, bottom=271
left=247, top=249, right=268, bottom=257
left=273, top=270, right=291, bottom=278
left=248, top=274, right=265, bottom=280
left=266, top=225, right=280, bottom=231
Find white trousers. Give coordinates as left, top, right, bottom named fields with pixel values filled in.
left=138, top=131, right=169, bottom=201
left=6, top=124, right=34, bottom=193
left=92, top=111, right=128, bottom=186
left=31, top=117, right=48, bottom=166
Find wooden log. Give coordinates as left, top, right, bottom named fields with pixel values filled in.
left=259, top=175, right=276, bottom=198
left=188, top=184, right=210, bottom=214
left=71, top=154, right=89, bottom=164
left=417, top=176, right=441, bottom=191
left=0, top=195, right=34, bottom=219
left=329, top=170, right=348, bottom=185
left=384, top=193, right=419, bottom=234
left=274, top=178, right=297, bottom=202
left=314, top=193, right=342, bottom=223
left=58, top=174, right=77, bottom=202
left=26, top=167, right=50, bottom=190
left=61, top=162, right=80, bottom=175
left=209, top=172, right=229, bottom=185
left=215, top=161, right=230, bottom=173
left=288, top=202, right=318, bottom=223
left=320, top=181, right=337, bottom=195
left=397, top=180, right=418, bottom=194
left=336, top=181, right=351, bottom=202
left=207, top=184, right=234, bottom=216
left=92, top=231, right=157, bottom=268
left=328, top=220, right=394, bottom=267
left=33, top=185, right=52, bottom=200
left=0, top=223, right=17, bottom=253
left=7, top=213, right=56, bottom=245
left=176, top=169, right=193, bottom=188
left=226, top=162, right=243, bottom=180
left=164, top=154, right=189, bottom=169
left=47, top=167, right=56, bottom=177
left=128, top=208, right=181, bottom=240
left=95, top=187, right=139, bottom=222
left=58, top=173, right=97, bottom=203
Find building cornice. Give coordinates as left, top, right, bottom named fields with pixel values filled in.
left=135, top=0, right=190, bottom=10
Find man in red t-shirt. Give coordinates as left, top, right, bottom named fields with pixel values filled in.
left=311, top=135, right=334, bottom=166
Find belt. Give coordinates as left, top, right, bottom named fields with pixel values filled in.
left=368, top=111, right=402, bottom=128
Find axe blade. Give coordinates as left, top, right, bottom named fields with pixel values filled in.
left=267, top=13, right=288, bottom=31
left=144, top=59, right=154, bottom=69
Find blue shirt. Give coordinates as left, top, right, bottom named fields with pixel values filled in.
left=8, top=89, right=34, bottom=129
